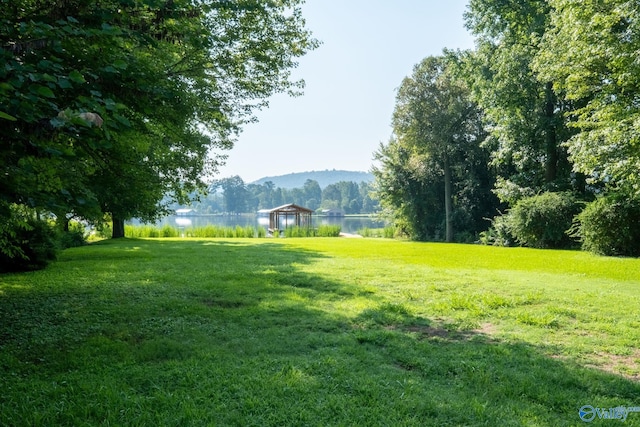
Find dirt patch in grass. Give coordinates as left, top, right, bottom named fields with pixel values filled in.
left=474, top=322, right=498, bottom=336
left=589, top=350, right=640, bottom=381
left=390, top=322, right=498, bottom=342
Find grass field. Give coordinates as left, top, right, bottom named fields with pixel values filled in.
left=1, top=238, right=640, bottom=426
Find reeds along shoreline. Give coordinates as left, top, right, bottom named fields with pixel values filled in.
left=124, top=224, right=345, bottom=238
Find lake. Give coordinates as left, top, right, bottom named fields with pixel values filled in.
left=134, top=214, right=385, bottom=234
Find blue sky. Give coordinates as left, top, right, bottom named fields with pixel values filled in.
left=218, top=0, right=475, bottom=183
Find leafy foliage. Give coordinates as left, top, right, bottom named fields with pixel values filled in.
left=0, top=205, right=57, bottom=272
left=373, top=53, right=497, bottom=242
left=57, top=221, right=88, bottom=249
left=373, top=138, right=443, bottom=240
left=506, top=192, right=581, bottom=249
left=478, top=214, right=515, bottom=247
left=464, top=0, right=582, bottom=205
left=575, top=193, right=640, bottom=257
left=462, top=0, right=640, bottom=255
left=535, top=0, right=640, bottom=196
left=0, top=0, right=318, bottom=249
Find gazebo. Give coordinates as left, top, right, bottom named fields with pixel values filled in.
left=267, top=203, right=313, bottom=231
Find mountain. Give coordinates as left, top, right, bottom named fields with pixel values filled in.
left=252, top=170, right=374, bottom=189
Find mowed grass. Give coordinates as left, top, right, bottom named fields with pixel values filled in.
left=1, top=238, right=640, bottom=426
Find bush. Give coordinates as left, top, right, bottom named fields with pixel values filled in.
left=576, top=193, right=640, bottom=257
left=478, top=214, right=515, bottom=247
left=58, top=221, right=88, bottom=249
left=96, top=222, right=113, bottom=239
left=0, top=205, right=58, bottom=272
left=507, top=192, right=581, bottom=249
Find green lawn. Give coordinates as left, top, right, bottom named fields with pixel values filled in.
left=1, top=238, right=640, bottom=426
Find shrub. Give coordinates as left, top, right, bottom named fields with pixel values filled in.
left=478, top=214, right=515, bottom=247
left=58, top=221, right=88, bottom=249
left=575, top=193, right=640, bottom=257
left=0, top=205, right=58, bottom=272
left=96, top=222, right=113, bottom=239
left=507, top=192, right=581, bottom=249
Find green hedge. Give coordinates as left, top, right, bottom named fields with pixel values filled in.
left=576, top=193, right=640, bottom=257
left=506, top=192, right=582, bottom=249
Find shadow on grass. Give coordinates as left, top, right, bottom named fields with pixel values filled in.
left=352, top=302, right=640, bottom=424
left=1, top=239, right=640, bottom=426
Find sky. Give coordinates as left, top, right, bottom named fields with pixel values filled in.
left=217, top=0, right=476, bottom=183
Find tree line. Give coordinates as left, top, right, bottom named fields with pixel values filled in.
left=373, top=0, right=640, bottom=255
left=186, top=176, right=379, bottom=215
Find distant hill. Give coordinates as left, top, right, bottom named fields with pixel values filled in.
left=252, top=170, right=374, bottom=189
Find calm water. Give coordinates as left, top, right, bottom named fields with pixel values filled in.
left=135, top=215, right=385, bottom=234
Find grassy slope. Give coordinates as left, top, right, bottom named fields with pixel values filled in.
left=1, top=238, right=640, bottom=426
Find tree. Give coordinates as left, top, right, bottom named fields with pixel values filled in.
left=389, top=53, right=487, bottom=242
left=262, top=181, right=277, bottom=208
left=0, top=0, right=318, bottom=244
left=372, top=138, right=444, bottom=240
left=464, top=0, right=580, bottom=205
left=216, top=176, right=248, bottom=214
left=359, top=182, right=379, bottom=214
left=337, top=181, right=361, bottom=214
left=321, top=184, right=342, bottom=210
left=302, top=179, right=322, bottom=210
left=535, top=0, right=640, bottom=195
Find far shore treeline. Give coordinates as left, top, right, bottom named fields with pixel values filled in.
left=188, top=176, right=379, bottom=216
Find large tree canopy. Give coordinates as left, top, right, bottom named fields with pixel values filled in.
left=1, top=0, right=317, bottom=239
left=464, top=0, right=580, bottom=205
left=535, top=0, right=640, bottom=195
left=374, top=53, right=494, bottom=242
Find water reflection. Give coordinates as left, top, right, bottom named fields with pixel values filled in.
left=174, top=217, right=193, bottom=227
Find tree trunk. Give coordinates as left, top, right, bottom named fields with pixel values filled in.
left=112, top=216, right=125, bottom=238
left=55, top=214, right=70, bottom=232
left=444, top=155, right=454, bottom=243
left=544, top=81, right=558, bottom=183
